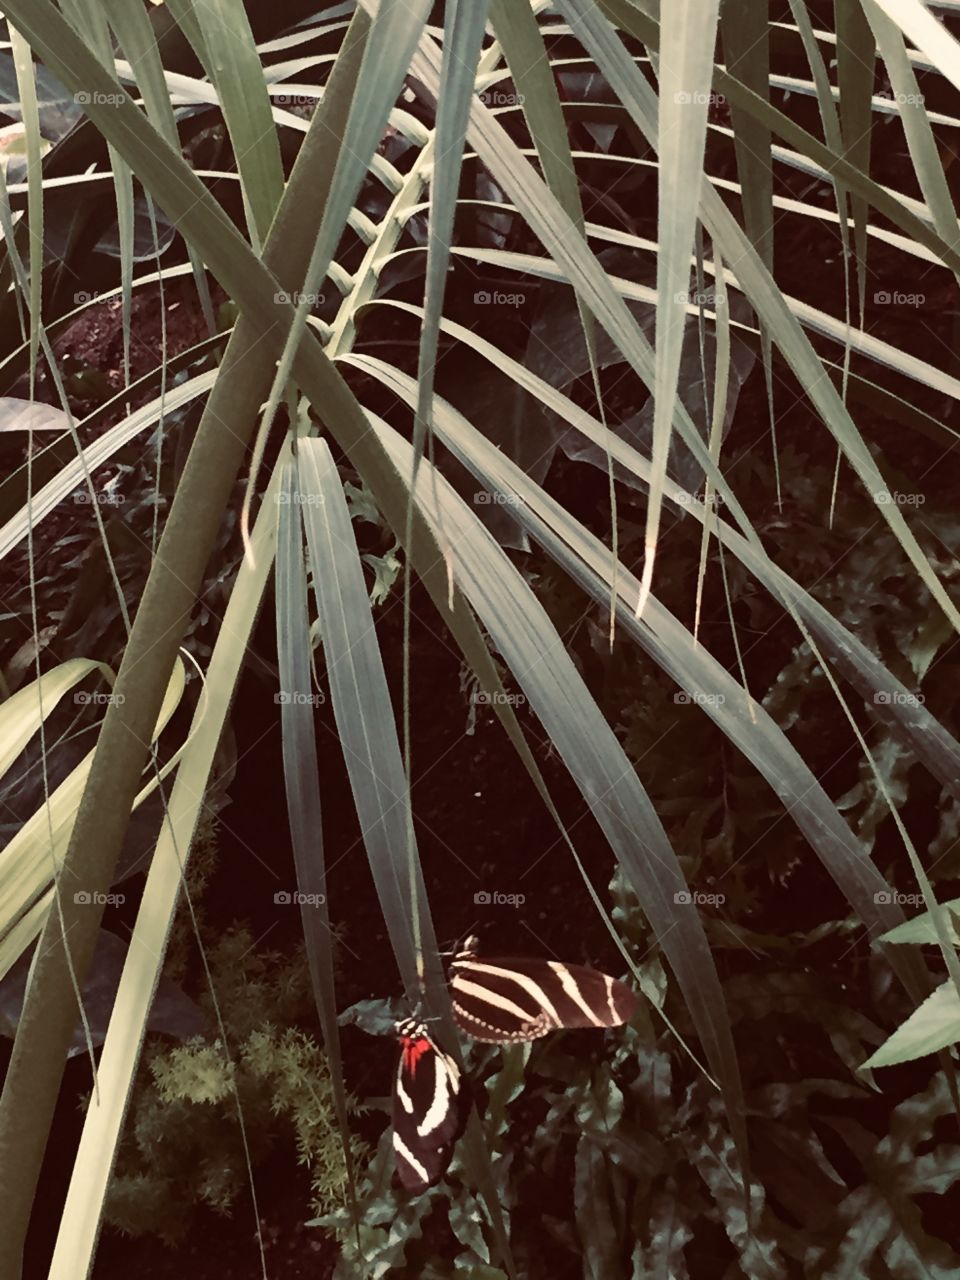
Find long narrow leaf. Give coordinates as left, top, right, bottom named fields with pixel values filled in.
left=834, top=0, right=875, bottom=320
left=60, top=0, right=135, bottom=384
left=7, top=26, right=42, bottom=379
left=598, top=0, right=960, bottom=274
left=298, top=437, right=442, bottom=1005
left=870, top=0, right=960, bottom=96
left=188, top=0, right=285, bottom=248
left=101, top=0, right=216, bottom=330
left=47, top=519, right=276, bottom=1279
left=0, top=659, right=112, bottom=776
left=275, top=447, right=355, bottom=1208
left=415, top=0, right=491, bottom=461
left=0, top=662, right=186, bottom=981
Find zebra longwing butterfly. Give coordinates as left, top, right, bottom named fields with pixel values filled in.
left=449, top=935, right=638, bottom=1043
left=392, top=1017, right=464, bottom=1191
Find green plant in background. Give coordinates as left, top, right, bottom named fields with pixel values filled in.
left=100, top=813, right=358, bottom=1243
left=0, top=1, right=959, bottom=1276
left=107, top=928, right=357, bottom=1241
left=863, top=898, right=960, bottom=1069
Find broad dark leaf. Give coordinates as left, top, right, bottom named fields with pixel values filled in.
left=0, top=929, right=207, bottom=1053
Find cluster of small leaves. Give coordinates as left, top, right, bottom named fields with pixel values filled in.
left=245, top=1025, right=355, bottom=1212
left=106, top=923, right=358, bottom=1240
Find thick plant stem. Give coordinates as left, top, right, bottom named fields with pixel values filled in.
left=0, top=13, right=369, bottom=1276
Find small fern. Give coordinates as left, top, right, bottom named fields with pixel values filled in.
left=105, top=838, right=359, bottom=1242
left=243, top=1025, right=356, bottom=1212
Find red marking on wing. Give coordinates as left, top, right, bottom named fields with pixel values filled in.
left=401, top=1036, right=431, bottom=1074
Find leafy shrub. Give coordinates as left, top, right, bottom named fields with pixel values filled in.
left=106, top=918, right=358, bottom=1241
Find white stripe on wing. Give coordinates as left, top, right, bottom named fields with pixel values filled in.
left=393, top=1132, right=430, bottom=1185
left=395, top=1074, right=415, bottom=1114
left=548, top=962, right=606, bottom=1025
left=418, top=1053, right=459, bottom=1137
left=604, top=974, right=621, bottom=1022
left=454, top=963, right=562, bottom=1024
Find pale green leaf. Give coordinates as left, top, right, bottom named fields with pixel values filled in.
left=863, top=982, right=960, bottom=1069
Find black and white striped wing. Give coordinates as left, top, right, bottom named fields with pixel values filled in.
left=392, top=1020, right=463, bottom=1191
left=450, top=948, right=638, bottom=1044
